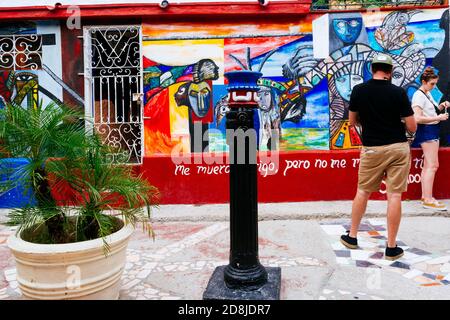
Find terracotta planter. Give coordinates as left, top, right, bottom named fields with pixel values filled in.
left=7, top=220, right=134, bottom=300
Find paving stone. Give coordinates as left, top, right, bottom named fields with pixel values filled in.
left=136, top=269, right=152, bottom=279
left=122, top=279, right=140, bottom=290
left=1, top=217, right=450, bottom=300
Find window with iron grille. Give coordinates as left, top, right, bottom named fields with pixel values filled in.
left=0, top=35, right=42, bottom=71
left=84, top=26, right=143, bottom=164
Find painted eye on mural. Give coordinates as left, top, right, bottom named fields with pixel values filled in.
left=200, top=88, right=210, bottom=95
left=337, top=21, right=346, bottom=29
left=189, top=90, right=199, bottom=97
left=397, top=14, right=408, bottom=25
left=349, top=20, right=360, bottom=27
left=392, top=72, right=403, bottom=79
left=178, top=87, right=186, bottom=94
left=16, top=74, right=33, bottom=81
left=257, top=91, right=271, bottom=98
left=337, top=77, right=346, bottom=83
left=220, top=105, right=229, bottom=115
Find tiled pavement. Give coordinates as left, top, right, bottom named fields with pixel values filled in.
left=1, top=215, right=450, bottom=300
left=320, top=219, right=450, bottom=287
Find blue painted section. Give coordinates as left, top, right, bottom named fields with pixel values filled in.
left=282, top=79, right=330, bottom=129
left=224, top=71, right=262, bottom=91
left=332, top=17, right=363, bottom=45
left=0, top=158, right=36, bottom=208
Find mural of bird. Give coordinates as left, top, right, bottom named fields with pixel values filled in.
left=375, top=10, right=421, bottom=51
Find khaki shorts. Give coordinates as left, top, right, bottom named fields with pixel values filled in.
left=358, top=142, right=411, bottom=193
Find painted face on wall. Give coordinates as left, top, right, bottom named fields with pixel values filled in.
left=335, top=73, right=364, bottom=102
left=257, top=87, right=273, bottom=112
left=188, top=82, right=211, bottom=118
left=175, top=81, right=212, bottom=117
left=15, top=72, right=37, bottom=88
left=391, top=66, right=406, bottom=87
left=215, top=96, right=229, bottom=126
left=332, top=18, right=363, bottom=44
left=197, top=59, right=220, bottom=82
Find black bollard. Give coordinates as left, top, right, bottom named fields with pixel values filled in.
left=203, top=70, right=281, bottom=300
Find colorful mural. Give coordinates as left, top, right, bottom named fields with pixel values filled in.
left=432, top=9, right=450, bottom=146
left=142, top=8, right=448, bottom=155
left=142, top=21, right=328, bottom=154
left=142, top=39, right=224, bottom=155
left=1, top=6, right=448, bottom=205
left=311, top=9, right=447, bottom=149
left=1, top=8, right=447, bottom=157
left=0, top=21, right=83, bottom=111
left=0, top=23, right=41, bottom=109
left=0, top=71, right=39, bottom=110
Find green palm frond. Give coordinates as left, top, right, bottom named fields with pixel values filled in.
left=1, top=101, right=158, bottom=251
left=0, top=101, right=86, bottom=241
left=46, top=133, right=159, bottom=249
left=6, top=205, right=68, bottom=239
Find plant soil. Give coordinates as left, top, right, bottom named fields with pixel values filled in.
left=20, top=215, right=124, bottom=244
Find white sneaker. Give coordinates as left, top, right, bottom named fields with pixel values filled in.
left=422, top=199, right=447, bottom=211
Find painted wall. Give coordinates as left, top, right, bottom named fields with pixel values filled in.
left=142, top=8, right=450, bottom=153
left=1, top=7, right=450, bottom=204
left=0, top=21, right=83, bottom=110
left=139, top=8, right=450, bottom=203
left=0, top=0, right=291, bottom=8
left=139, top=149, right=450, bottom=204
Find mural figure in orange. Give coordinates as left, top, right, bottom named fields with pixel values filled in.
left=143, top=58, right=219, bottom=154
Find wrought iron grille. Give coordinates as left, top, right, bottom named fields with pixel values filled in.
left=311, top=0, right=445, bottom=10
left=85, top=26, right=143, bottom=164
left=0, top=35, right=42, bottom=71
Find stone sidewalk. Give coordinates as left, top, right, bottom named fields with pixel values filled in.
left=148, top=199, right=450, bottom=222
left=0, top=200, right=450, bottom=300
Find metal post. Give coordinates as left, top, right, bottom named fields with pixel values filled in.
left=203, top=70, right=281, bottom=300
left=223, top=71, right=267, bottom=290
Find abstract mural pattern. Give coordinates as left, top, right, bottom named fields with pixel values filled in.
left=0, top=71, right=39, bottom=110
left=0, top=23, right=41, bottom=110
left=0, top=22, right=82, bottom=111
left=142, top=39, right=223, bottom=155
left=142, top=8, right=449, bottom=155
left=1, top=9, right=448, bottom=159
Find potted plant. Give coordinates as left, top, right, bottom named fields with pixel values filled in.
left=0, top=102, right=158, bottom=299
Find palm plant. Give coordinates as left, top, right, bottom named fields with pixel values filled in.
left=47, top=134, right=158, bottom=251
left=0, top=101, right=87, bottom=243
left=0, top=101, right=158, bottom=249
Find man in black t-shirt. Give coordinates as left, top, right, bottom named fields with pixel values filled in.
left=340, top=54, right=417, bottom=261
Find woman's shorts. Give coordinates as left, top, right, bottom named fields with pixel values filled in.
left=411, top=123, right=440, bottom=147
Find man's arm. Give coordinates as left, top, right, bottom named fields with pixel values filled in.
left=399, top=89, right=416, bottom=133
left=348, top=84, right=360, bottom=128
left=349, top=111, right=360, bottom=127
left=403, top=115, right=417, bottom=133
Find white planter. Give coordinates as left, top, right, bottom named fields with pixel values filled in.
left=7, top=221, right=134, bottom=300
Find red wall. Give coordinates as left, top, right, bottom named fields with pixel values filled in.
left=139, top=148, right=450, bottom=204
left=60, top=24, right=84, bottom=107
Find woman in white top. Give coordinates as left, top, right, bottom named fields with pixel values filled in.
left=411, top=67, right=449, bottom=210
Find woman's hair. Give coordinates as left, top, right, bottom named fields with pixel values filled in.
left=420, top=66, right=439, bottom=83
